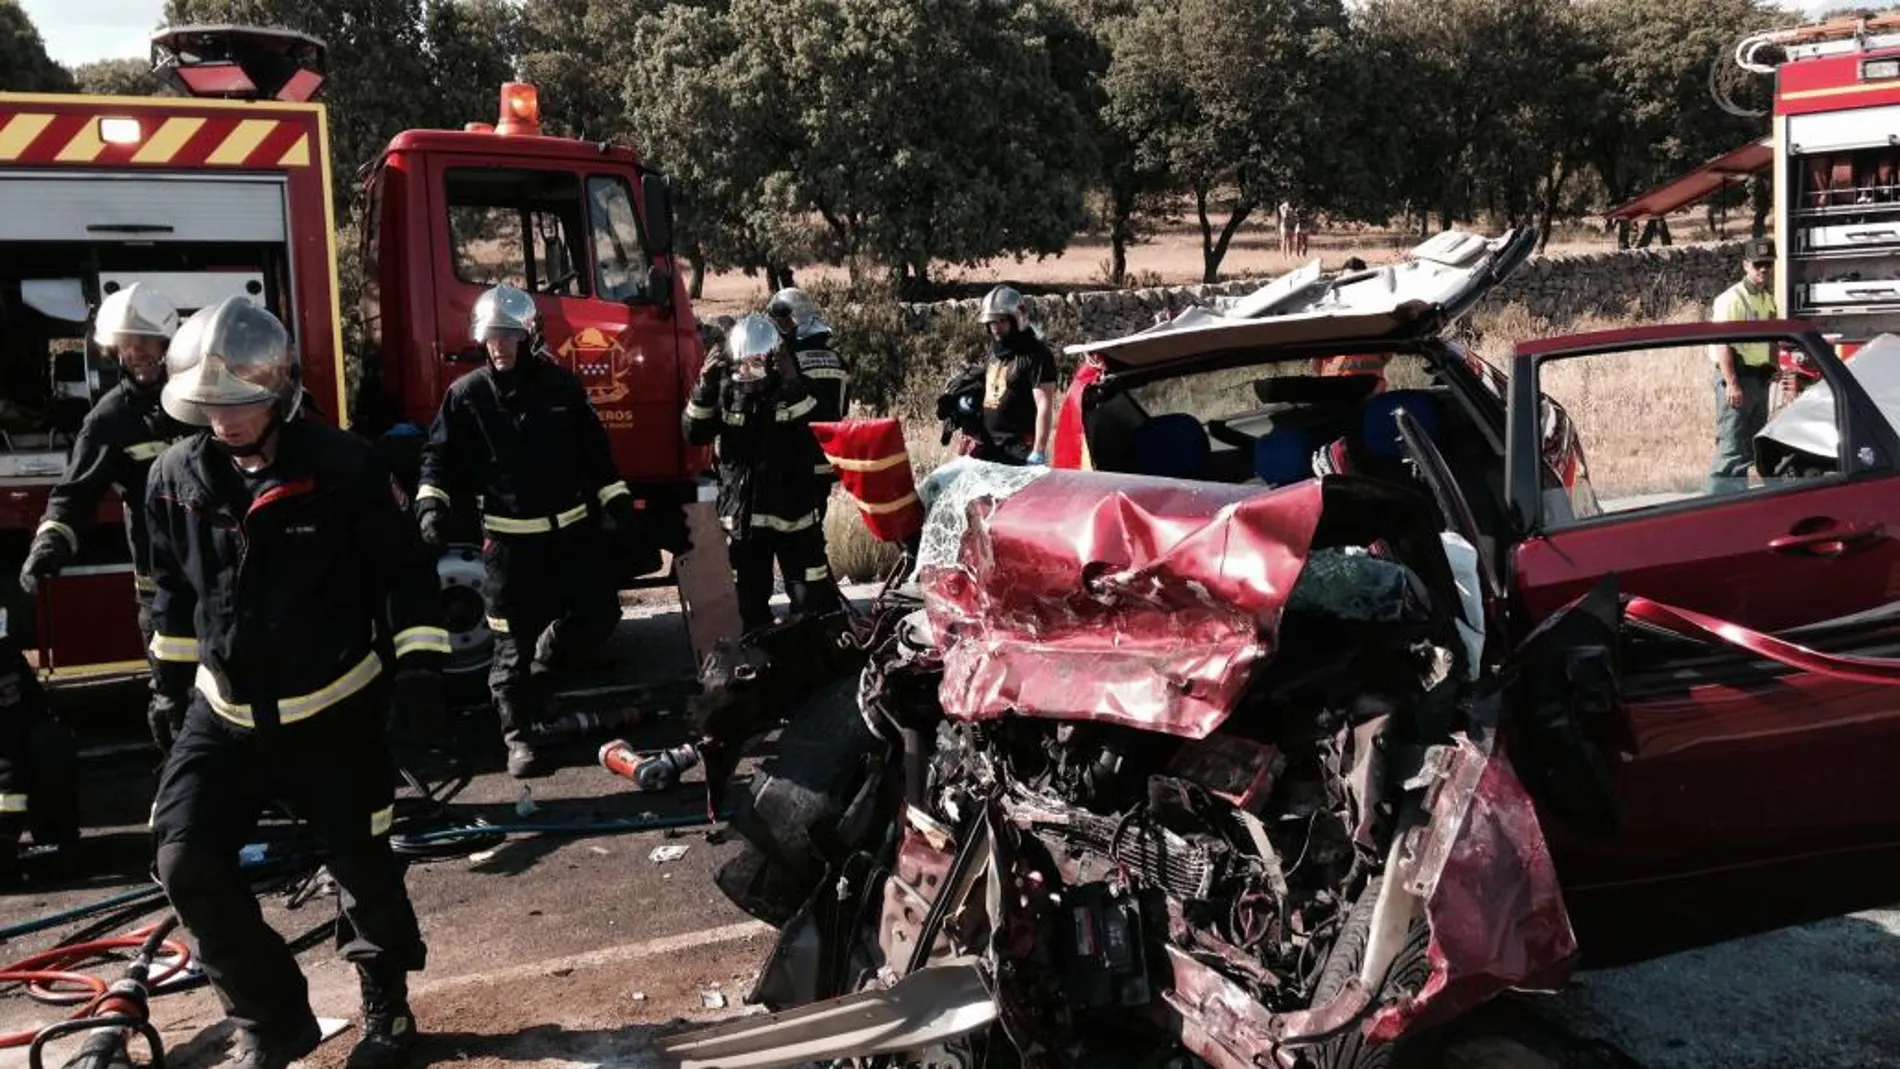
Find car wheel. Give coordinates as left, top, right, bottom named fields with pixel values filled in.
left=1308, top=882, right=1434, bottom=1069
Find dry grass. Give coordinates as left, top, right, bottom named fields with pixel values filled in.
left=1466, top=301, right=1716, bottom=504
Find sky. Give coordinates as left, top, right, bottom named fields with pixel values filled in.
left=17, top=0, right=1865, bottom=67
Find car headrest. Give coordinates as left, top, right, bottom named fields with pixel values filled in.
left=1253, top=426, right=1316, bottom=487
left=1255, top=374, right=1383, bottom=406
left=1128, top=413, right=1211, bottom=480
left=1361, top=389, right=1442, bottom=459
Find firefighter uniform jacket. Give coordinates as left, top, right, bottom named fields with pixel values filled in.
left=683, top=369, right=821, bottom=538
left=144, top=421, right=450, bottom=729
left=417, top=356, right=631, bottom=534
left=792, top=330, right=851, bottom=486
left=35, top=381, right=187, bottom=590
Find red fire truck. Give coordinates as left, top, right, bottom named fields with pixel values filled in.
left=1610, top=12, right=1900, bottom=397
left=0, top=25, right=722, bottom=685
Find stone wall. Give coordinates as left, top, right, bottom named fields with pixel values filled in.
left=700, top=239, right=1749, bottom=353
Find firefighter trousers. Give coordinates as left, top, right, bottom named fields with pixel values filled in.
left=482, top=524, right=621, bottom=735
left=0, top=686, right=79, bottom=853
left=151, top=682, right=425, bottom=1047
left=729, top=527, right=842, bottom=634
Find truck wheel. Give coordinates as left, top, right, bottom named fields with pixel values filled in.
left=436, top=545, right=494, bottom=687
left=1307, top=882, right=1434, bottom=1069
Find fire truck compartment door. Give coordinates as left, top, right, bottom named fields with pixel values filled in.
left=100, top=271, right=266, bottom=315
left=1788, top=104, right=1900, bottom=155
left=0, top=175, right=287, bottom=244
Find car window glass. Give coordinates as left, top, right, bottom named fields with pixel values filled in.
left=586, top=175, right=648, bottom=302
left=1535, top=341, right=1837, bottom=529
left=445, top=167, right=588, bottom=298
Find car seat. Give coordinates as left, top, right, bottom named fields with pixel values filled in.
left=1253, top=425, right=1317, bottom=487
left=1359, top=389, right=1444, bottom=462
left=1127, top=413, right=1212, bottom=480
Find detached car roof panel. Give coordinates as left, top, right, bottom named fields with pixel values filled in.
left=1069, top=228, right=1535, bottom=371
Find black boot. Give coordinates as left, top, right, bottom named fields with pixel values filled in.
left=502, top=729, right=550, bottom=779
left=229, top=1018, right=322, bottom=1069
left=346, top=965, right=419, bottom=1069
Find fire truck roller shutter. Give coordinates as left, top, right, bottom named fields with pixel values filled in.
left=0, top=176, right=287, bottom=244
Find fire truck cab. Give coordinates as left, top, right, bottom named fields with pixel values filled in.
left=0, top=25, right=713, bottom=683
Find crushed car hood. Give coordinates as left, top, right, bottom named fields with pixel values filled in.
left=1064, top=228, right=1535, bottom=370
left=921, top=465, right=1453, bottom=737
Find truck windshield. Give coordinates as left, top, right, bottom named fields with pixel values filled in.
left=586, top=175, right=647, bottom=302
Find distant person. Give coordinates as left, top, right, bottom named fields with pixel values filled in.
left=973, top=286, right=1056, bottom=466
left=1277, top=201, right=1295, bottom=257
left=1292, top=207, right=1310, bottom=258
left=1707, top=238, right=1779, bottom=495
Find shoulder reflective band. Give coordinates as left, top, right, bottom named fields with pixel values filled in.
left=416, top=484, right=452, bottom=507
left=0, top=794, right=26, bottom=814
left=685, top=401, right=717, bottom=421
left=150, top=633, right=200, bottom=663
left=392, top=626, right=452, bottom=658
left=1626, top=597, right=1900, bottom=685
left=124, top=441, right=169, bottom=462
left=369, top=805, right=394, bottom=837
left=597, top=481, right=631, bottom=506
left=35, top=520, right=77, bottom=552
left=196, top=650, right=383, bottom=728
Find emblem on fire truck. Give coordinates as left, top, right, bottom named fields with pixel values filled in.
left=558, top=326, right=637, bottom=407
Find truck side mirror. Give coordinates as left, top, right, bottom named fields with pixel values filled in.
left=642, top=172, right=674, bottom=257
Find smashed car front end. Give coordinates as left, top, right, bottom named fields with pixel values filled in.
left=662, top=465, right=1577, bottom=1069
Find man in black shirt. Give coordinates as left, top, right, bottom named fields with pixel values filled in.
left=976, top=285, right=1057, bottom=465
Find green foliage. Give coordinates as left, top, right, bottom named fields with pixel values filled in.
left=1101, top=0, right=1355, bottom=281
left=0, top=0, right=75, bottom=93
left=71, top=58, right=168, bottom=97
left=621, top=0, right=1094, bottom=291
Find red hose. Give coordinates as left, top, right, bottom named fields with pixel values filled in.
left=0, top=923, right=193, bottom=1049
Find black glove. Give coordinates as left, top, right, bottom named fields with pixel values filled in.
left=653, top=503, right=693, bottom=555
left=392, top=668, right=448, bottom=742
left=18, top=532, right=72, bottom=596
left=416, top=497, right=448, bottom=549
left=147, top=691, right=186, bottom=753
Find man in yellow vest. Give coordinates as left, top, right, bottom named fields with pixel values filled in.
left=1707, top=238, right=1778, bottom=495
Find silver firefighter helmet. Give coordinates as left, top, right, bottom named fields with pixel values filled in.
left=161, top=298, right=297, bottom=426
left=94, top=283, right=179, bottom=346
left=727, top=313, right=781, bottom=383
left=978, top=285, right=1028, bottom=332
left=471, top=283, right=538, bottom=341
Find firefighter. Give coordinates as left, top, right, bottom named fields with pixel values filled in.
left=684, top=314, right=842, bottom=635
left=416, top=284, right=646, bottom=778
left=16, top=283, right=191, bottom=749
left=972, top=285, right=1057, bottom=466
left=766, top=288, right=851, bottom=521
left=145, top=298, right=448, bottom=1069
left=0, top=632, right=79, bottom=884
left=1707, top=238, right=1779, bottom=495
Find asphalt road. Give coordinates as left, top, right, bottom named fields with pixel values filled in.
left=3, top=594, right=1898, bottom=1068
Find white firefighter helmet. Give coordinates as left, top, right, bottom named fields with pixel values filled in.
left=470, top=284, right=538, bottom=341
left=94, top=283, right=179, bottom=347
left=161, top=298, right=297, bottom=427
left=767, top=287, right=816, bottom=327
left=726, top=313, right=781, bottom=383
left=978, top=285, right=1028, bottom=332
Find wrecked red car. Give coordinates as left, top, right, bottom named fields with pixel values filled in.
left=659, top=229, right=1900, bottom=1069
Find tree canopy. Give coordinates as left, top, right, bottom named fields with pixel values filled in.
left=6, top=0, right=1848, bottom=285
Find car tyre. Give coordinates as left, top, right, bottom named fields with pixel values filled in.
left=1308, top=881, right=1435, bottom=1069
